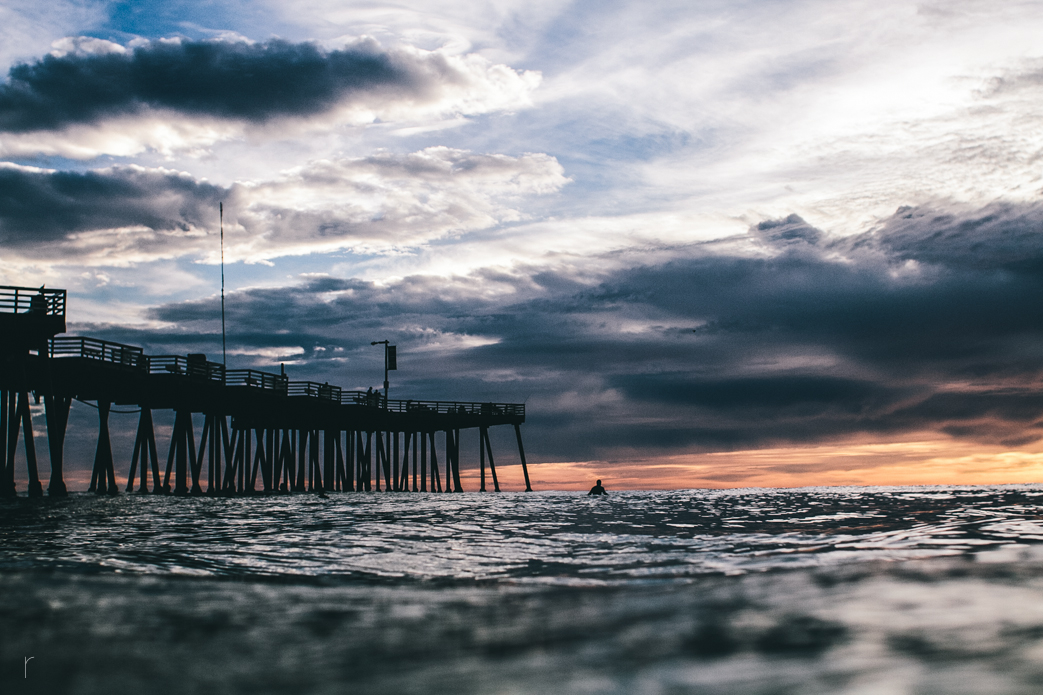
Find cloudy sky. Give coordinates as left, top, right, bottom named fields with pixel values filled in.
left=5, top=0, right=1043, bottom=489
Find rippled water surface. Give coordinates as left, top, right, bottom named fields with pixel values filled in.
left=6, top=486, right=1043, bottom=693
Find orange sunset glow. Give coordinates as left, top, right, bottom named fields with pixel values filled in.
left=471, top=438, right=1043, bottom=491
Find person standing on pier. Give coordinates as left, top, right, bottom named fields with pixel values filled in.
left=588, top=479, right=607, bottom=495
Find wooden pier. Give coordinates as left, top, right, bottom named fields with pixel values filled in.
left=0, top=285, right=531, bottom=497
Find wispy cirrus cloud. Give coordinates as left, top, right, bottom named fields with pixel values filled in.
left=0, top=146, right=568, bottom=267
left=0, top=0, right=105, bottom=73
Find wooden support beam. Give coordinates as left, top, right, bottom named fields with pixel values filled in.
left=127, top=408, right=149, bottom=492
left=170, top=411, right=184, bottom=494
left=222, top=424, right=240, bottom=492
left=234, top=426, right=245, bottom=493
left=392, top=431, right=400, bottom=492
left=205, top=417, right=220, bottom=495
left=243, top=428, right=254, bottom=492
left=172, top=409, right=190, bottom=496
left=272, top=427, right=283, bottom=491
left=19, top=392, right=42, bottom=497
left=443, top=429, right=452, bottom=492
left=363, top=430, right=372, bottom=491
left=311, top=429, right=323, bottom=492
left=236, top=427, right=248, bottom=492
left=354, top=429, right=360, bottom=492
left=374, top=430, right=385, bottom=491
left=387, top=431, right=393, bottom=490
left=209, top=417, right=222, bottom=495
left=191, top=414, right=208, bottom=495
left=206, top=416, right=217, bottom=494
left=163, top=415, right=176, bottom=494
left=355, top=430, right=365, bottom=491
left=420, top=429, right=427, bottom=492
left=345, top=430, right=355, bottom=492
left=324, top=429, right=335, bottom=491
left=335, top=432, right=345, bottom=491
left=45, top=394, right=71, bottom=497
left=429, top=431, right=442, bottom=493
left=515, top=424, right=533, bottom=492
left=1, top=391, right=7, bottom=497
left=219, top=418, right=234, bottom=494
left=248, top=428, right=263, bottom=492
left=145, top=410, right=161, bottom=493
left=0, top=391, right=9, bottom=497
left=443, top=429, right=451, bottom=493
left=306, top=430, right=313, bottom=491
left=398, top=431, right=411, bottom=492
left=4, top=391, right=18, bottom=497
left=277, top=429, right=292, bottom=491
left=482, top=426, right=500, bottom=492
left=241, top=427, right=251, bottom=492
left=187, top=412, right=201, bottom=495
left=376, top=431, right=392, bottom=492
left=92, top=400, right=117, bottom=495
left=1, top=391, right=43, bottom=497
left=450, top=428, right=463, bottom=493
left=261, top=428, right=274, bottom=492
left=480, top=426, right=486, bottom=492
left=286, top=429, right=296, bottom=491
left=412, top=431, right=418, bottom=492
left=296, top=429, right=306, bottom=491
left=89, top=400, right=102, bottom=493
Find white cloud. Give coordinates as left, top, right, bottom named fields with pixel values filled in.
left=0, top=147, right=568, bottom=272
left=49, top=35, right=127, bottom=57
left=264, top=0, right=569, bottom=62
left=0, top=112, right=246, bottom=159
left=221, top=146, right=569, bottom=262
left=549, top=0, right=1043, bottom=235
left=0, top=0, right=105, bottom=71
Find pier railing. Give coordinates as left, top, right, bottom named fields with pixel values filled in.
left=44, top=336, right=522, bottom=416
left=225, top=369, right=288, bottom=394
left=0, top=285, right=66, bottom=317
left=343, top=391, right=386, bottom=408
left=340, top=393, right=523, bottom=417
left=147, top=355, right=225, bottom=382
left=49, top=336, right=146, bottom=368
left=288, top=381, right=342, bottom=402
left=391, top=399, right=524, bottom=417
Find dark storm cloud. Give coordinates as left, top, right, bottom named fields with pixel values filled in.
left=851, top=201, right=1043, bottom=272
left=104, top=202, right=1043, bottom=460
left=613, top=374, right=891, bottom=410
left=0, top=164, right=224, bottom=246
left=0, top=38, right=429, bottom=132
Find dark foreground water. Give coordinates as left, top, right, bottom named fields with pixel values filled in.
left=5, top=486, right=1043, bottom=694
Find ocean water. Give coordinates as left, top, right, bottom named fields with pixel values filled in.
left=5, top=486, right=1043, bottom=693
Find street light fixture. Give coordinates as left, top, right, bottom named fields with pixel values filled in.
left=370, top=340, right=397, bottom=405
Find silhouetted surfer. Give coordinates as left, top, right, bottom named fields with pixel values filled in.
left=588, top=479, right=607, bottom=495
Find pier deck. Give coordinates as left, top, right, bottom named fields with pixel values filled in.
left=0, top=285, right=530, bottom=497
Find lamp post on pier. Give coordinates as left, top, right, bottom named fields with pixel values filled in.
left=370, top=340, right=397, bottom=406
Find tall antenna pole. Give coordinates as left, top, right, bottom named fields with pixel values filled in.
left=220, top=202, right=226, bottom=369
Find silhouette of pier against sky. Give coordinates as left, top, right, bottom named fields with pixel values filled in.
left=0, top=284, right=531, bottom=497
